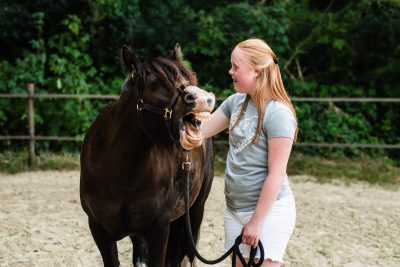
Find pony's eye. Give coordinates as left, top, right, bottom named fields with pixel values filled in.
left=147, top=77, right=160, bottom=88
left=150, top=80, right=159, bottom=87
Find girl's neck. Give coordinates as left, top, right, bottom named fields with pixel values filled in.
left=249, top=91, right=272, bottom=104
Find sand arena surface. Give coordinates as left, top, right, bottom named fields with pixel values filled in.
left=0, top=171, right=399, bottom=267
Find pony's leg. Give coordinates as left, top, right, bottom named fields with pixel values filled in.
left=144, top=218, right=170, bottom=267
left=166, top=183, right=213, bottom=265
left=180, top=256, right=193, bottom=267
left=165, top=198, right=206, bottom=267
left=130, top=235, right=148, bottom=267
left=181, top=173, right=214, bottom=266
left=185, top=197, right=207, bottom=266
left=165, top=216, right=188, bottom=267
left=88, top=218, right=120, bottom=267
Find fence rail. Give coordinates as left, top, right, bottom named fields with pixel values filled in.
left=0, top=93, right=119, bottom=100
left=0, top=136, right=81, bottom=141
left=213, top=141, right=400, bottom=149
left=1, top=93, right=400, bottom=102
left=1, top=137, right=400, bottom=149
left=1, top=84, right=400, bottom=165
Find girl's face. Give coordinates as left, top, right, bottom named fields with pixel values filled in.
left=229, top=48, right=258, bottom=95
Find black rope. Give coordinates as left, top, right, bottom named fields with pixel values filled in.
left=182, top=157, right=264, bottom=266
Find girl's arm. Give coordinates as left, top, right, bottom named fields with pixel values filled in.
left=241, top=137, right=294, bottom=248
left=200, top=108, right=229, bottom=138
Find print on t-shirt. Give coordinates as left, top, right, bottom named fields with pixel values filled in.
left=231, top=111, right=257, bottom=155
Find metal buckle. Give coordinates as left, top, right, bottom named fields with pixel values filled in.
left=164, top=108, right=172, bottom=119
left=137, top=99, right=143, bottom=110
left=182, top=161, right=191, bottom=171
left=182, top=152, right=191, bottom=170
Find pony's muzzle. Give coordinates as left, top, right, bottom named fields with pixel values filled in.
left=183, top=86, right=215, bottom=112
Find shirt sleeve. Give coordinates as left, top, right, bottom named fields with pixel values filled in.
left=264, top=108, right=297, bottom=139
left=219, top=94, right=236, bottom=120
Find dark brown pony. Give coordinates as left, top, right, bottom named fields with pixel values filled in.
left=80, top=45, right=215, bottom=267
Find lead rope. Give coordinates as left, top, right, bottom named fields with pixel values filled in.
left=182, top=152, right=264, bottom=267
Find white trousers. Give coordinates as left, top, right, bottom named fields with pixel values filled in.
left=223, top=194, right=296, bottom=263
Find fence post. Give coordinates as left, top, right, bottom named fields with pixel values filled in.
left=27, top=83, right=36, bottom=166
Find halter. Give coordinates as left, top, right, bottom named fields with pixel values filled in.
left=131, top=64, right=185, bottom=143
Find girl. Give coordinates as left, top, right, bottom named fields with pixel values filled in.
left=180, top=38, right=297, bottom=267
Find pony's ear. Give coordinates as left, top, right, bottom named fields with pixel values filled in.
left=121, top=45, right=140, bottom=73
left=170, top=43, right=184, bottom=63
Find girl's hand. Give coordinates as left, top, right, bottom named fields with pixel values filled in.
left=180, top=108, right=229, bottom=150
left=179, top=124, right=203, bottom=150
left=241, top=219, right=263, bottom=248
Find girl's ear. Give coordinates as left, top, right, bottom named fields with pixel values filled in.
left=254, top=68, right=261, bottom=78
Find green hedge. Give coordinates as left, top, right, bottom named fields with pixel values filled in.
left=0, top=0, right=399, bottom=160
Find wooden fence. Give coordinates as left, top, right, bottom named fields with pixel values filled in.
left=1, top=84, right=400, bottom=165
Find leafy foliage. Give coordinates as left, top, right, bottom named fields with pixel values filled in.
left=0, top=0, right=399, bottom=161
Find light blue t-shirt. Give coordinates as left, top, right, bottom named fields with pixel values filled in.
left=219, top=93, right=297, bottom=212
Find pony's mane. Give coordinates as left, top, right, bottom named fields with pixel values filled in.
left=122, top=57, right=197, bottom=93
left=150, top=57, right=197, bottom=88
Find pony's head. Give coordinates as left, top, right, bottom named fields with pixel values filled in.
left=121, top=44, right=215, bottom=146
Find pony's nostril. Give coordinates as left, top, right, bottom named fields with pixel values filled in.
left=184, top=93, right=195, bottom=104
left=207, top=98, right=213, bottom=107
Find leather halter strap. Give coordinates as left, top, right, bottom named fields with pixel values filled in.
left=132, top=65, right=186, bottom=143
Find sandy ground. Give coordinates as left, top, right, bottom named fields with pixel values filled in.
left=0, top=171, right=399, bottom=267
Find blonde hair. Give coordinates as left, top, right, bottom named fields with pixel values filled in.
left=230, top=38, right=298, bottom=142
